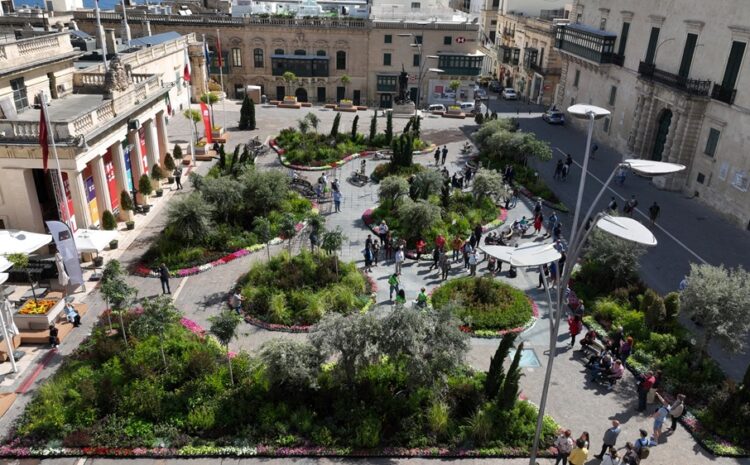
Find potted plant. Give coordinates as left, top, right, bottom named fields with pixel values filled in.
left=138, top=173, right=153, bottom=206
left=164, top=153, right=176, bottom=183
left=120, top=190, right=134, bottom=221
left=150, top=163, right=165, bottom=191
left=109, top=239, right=118, bottom=249
left=155, top=188, right=164, bottom=197
left=101, top=210, right=117, bottom=230
left=125, top=220, right=135, bottom=230
left=200, top=92, right=220, bottom=129
left=195, top=140, right=207, bottom=155
left=93, top=256, right=104, bottom=267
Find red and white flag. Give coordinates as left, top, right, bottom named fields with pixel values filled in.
left=183, top=49, right=191, bottom=83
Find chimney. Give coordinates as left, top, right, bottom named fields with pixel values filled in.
left=144, top=20, right=151, bottom=36
left=105, top=28, right=117, bottom=56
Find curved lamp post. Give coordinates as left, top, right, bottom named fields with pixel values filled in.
left=525, top=105, right=686, bottom=465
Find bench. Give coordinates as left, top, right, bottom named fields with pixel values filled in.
left=18, top=303, right=88, bottom=345
left=0, top=393, right=16, bottom=419
left=580, top=338, right=607, bottom=357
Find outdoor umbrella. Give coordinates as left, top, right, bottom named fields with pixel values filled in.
left=0, top=229, right=52, bottom=255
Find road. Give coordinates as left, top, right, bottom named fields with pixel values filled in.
left=486, top=95, right=750, bottom=380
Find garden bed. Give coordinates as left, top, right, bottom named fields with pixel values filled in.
left=237, top=251, right=377, bottom=329
left=431, top=277, right=535, bottom=336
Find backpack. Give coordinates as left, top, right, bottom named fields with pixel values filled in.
left=638, top=439, right=650, bottom=460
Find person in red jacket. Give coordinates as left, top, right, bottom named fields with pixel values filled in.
left=568, top=314, right=583, bottom=347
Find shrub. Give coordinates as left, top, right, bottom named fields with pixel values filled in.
left=173, top=143, right=183, bottom=159
left=151, top=164, right=165, bottom=181
left=138, top=174, right=153, bottom=197
left=101, top=210, right=117, bottom=230
left=164, top=153, right=176, bottom=171
left=664, top=292, right=680, bottom=322
left=120, top=190, right=134, bottom=211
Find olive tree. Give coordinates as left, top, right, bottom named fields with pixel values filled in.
left=378, top=175, right=409, bottom=206
left=472, top=168, right=509, bottom=202
left=397, top=199, right=442, bottom=240
left=582, top=228, right=645, bottom=291
left=260, top=339, right=325, bottom=389
left=252, top=217, right=273, bottom=261
left=310, top=313, right=381, bottom=383
left=131, top=295, right=181, bottom=370
left=409, top=170, right=443, bottom=200
left=321, top=226, right=347, bottom=275
left=680, top=264, right=750, bottom=363
left=209, top=310, right=242, bottom=385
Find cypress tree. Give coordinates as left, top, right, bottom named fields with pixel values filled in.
left=368, top=113, right=377, bottom=144
left=484, top=333, right=515, bottom=399
left=330, top=112, right=341, bottom=138
left=412, top=115, right=421, bottom=138
left=385, top=110, right=393, bottom=145
left=351, top=114, right=359, bottom=140
left=497, top=341, right=524, bottom=410
left=248, top=98, right=256, bottom=130
left=239, top=94, right=256, bottom=130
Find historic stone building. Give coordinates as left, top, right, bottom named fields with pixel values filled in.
left=555, top=0, right=750, bottom=227
left=496, top=12, right=564, bottom=105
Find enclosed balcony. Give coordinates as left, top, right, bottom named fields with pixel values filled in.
left=271, top=55, right=329, bottom=77
left=554, top=23, right=623, bottom=65
left=437, top=53, right=484, bottom=76
left=523, top=47, right=539, bottom=70
left=637, top=61, right=711, bottom=96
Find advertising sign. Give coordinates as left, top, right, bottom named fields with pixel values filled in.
left=103, top=149, right=120, bottom=214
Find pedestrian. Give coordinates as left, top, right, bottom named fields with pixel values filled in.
left=363, top=245, right=373, bottom=273
left=621, top=442, right=639, bottom=465
left=623, top=194, right=638, bottom=216
left=394, top=246, right=405, bottom=274
left=616, top=165, right=627, bottom=185
left=533, top=212, right=543, bottom=235
left=434, top=147, right=441, bottom=165
left=636, top=371, right=656, bottom=412
left=173, top=166, right=183, bottom=190
left=365, top=234, right=373, bottom=251
left=647, top=369, right=663, bottom=404
left=372, top=241, right=380, bottom=266
left=595, top=420, right=621, bottom=460
left=315, top=182, right=323, bottom=202
left=547, top=211, right=558, bottom=237
left=667, top=393, right=686, bottom=432
left=487, top=256, right=497, bottom=275
left=428, top=246, right=440, bottom=271
left=331, top=178, right=340, bottom=193
left=601, top=446, right=620, bottom=465
left=465, top=167, right=473, bottom=184
left=159, top=263, right=171, bottom=294
left=415, top=238, right=426, bottom=261
left=377, top=221, right=388, bottom=245
left=230, top=288, right=243, bottom=315
left=441, top=145, right=448, bottom=164
left=48, top=323, right=59, bottom=348
left=439, top=251, right=450, bottom=280
left=565, top=152, right=573, bottom=169
left=568, top=438, right=589, bottom=465
left=553, top=221, right=563, bottom=241
left=554, top=429, right=574, bottom=465
left=510, top=187, right=519, bottom=207
left=309, top=229, right=318, bottom=251
left=607, top=196, right=618, bottom=212
left=591, top=143, right=599, bottom=159
left=579, top=431, right=590, bottom=449
left=561, top=163, right=570, bottom=181
left=451, top=235, right=463, bottom=262
left=619, top=336, right=634, bottom=361
left=384, top=231, right=394, bottom=260
left=474, top=224, right=483, bottom=245
left=568, top=314, right=582, bottom=346
left=652, top=392, right=670, bottom=443
left=469, top=250, right=478, bottom=276
left=395, top=289, right=406, bottom=306
left=554, top=159, right=564, bottom=180
left=416, top=287, right=428, bottom=308
left=463, top=242, right=473, bottom=269
left=538, top=263, right=550, bottom=288
left=649, top=201, right=660, bottom=224
left=469, top=231, right=478, bottom=249
left=333, top=190, right=342, bottom=212
left=573, top=299, right=585, bottom=318
left=388, top=273, right=401, bottom=300
left=633, top=429, right=651, bottom=460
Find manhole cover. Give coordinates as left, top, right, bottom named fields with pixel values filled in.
left=510, top=348, right=541, bottom=368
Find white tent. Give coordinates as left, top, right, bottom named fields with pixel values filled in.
left=0, top=257, right=11, bottom=272
left=74, top=229, right=118, bottom=253
left=0, top=229, right=52, bottom=255
left=480, top=242, right=562, bottom=267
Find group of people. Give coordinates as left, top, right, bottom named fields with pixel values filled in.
left=552, top=422, right=650, bottom=465
left=433, top=145, right=449, bottom=166
left=553, top=153, right=575, bottom=181
left=314, top=172, right=343, bottom=213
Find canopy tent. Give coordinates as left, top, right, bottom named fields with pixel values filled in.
left=73, top=229, right=118, bottom=254
left=0, top=230, right=53, bottom=255
left=0, top=257, right=11, bottom=273
left=480, top=242, right=562, bottom=267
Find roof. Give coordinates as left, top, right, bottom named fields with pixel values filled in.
left=564, top=22, right=617, bottom=38
left=127, top=31, right=182, bottom=47
left=69, top=30, right=92, bottom=39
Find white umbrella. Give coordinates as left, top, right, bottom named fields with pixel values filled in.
left=55, top=252, right=69, bottom=288
left=0, top=257, right=11, bottom=273
left=73, top=229, right=118, bottom=253
left=0, top=229, right=53, bottom=255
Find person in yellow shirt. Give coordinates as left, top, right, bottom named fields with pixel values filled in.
left=568, top=438, right=589, bottom=465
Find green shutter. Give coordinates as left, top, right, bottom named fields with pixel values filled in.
left=617, top=22, right=630, bottom=56
left=678, top=33, right=698, bottom=78
left=722, top=41, right=747, bottom=90
left=645, top=27, right=660, bottom=64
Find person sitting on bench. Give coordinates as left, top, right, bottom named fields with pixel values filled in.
left=595, top=359, right=625, bottom=386
left=64, top=302, right=81, bottom=327
left=579, top=329, right=598, bottom=351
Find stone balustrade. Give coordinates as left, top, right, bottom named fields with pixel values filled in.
left=0, top=32, right=73, bottom=66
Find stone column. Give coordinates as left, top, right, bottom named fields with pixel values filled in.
left=68, top=170, right=92, bottom=229
left=661, top=110, right=680, bottom=162
left=144, top=118, right=160, bottom=170
left=156, top=110, right=169, bottom=165
left=628, top=95, right=644, bottom=151
left=92, top=154, right=112, bottom=221
left=111, top=141, right=129, bottom=198
left=128, top=129, right=146, bottom=204
left=636, top=96, right=657, bottom=158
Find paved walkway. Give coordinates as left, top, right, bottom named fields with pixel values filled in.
left=1, top=102, right=748, bottom=465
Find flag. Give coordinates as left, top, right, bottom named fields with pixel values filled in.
left=215, top=37, right=223, bottom=67
left=183, top=49, right=191, bottom=82
left=39, top=103, right=49, bottom=172
left=165, top=92, right=172, bottom=116
left=200, top=102, right=213, bottom=144
left=204, top=41, right=211, bottom=71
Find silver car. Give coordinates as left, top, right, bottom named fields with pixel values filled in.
left=501, top=88, right=518, bottom=100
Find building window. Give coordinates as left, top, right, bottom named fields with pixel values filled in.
left=678, top=33, right=698, bottom=78
left=10, top=77, right=28, bottom=111
left=645, top=27, right=660, bottom=64
left=599, top=18, right=606, bottom=30
left=696, top=172, right=706, bottom=184
left=704, top=128, right=720, bottom=157
left=274, top=48, right=284, bottom=55
left=603, top=117, right=610, bottom=132
left=720, top=41, right=747, bottom=93
left=608, top=85, right=617, bottom=105
left=413, top=54, right=420, bottom=67
left=254, top=48, right=264, bottom=67
left=336, top=51, right=346, bottom=70
left=384, top=34, right=392, bottom=44
left=414, top=35, right=423, bottom=45
left=719, top=162, right=730, bottom=181
left=492, top=0, right=499, bottom=8
left=573, top=69, right=580, bottom=87
left=294, top=49, right=306, bottom=56
left=384, top=53, right=392, bottom=66
left=232, top=48, right=242, bottom=67
left=444, top=36, right=452, bottom=45
left=316, top=50, right=326, bottom=56
left=410, top=2, right=420, bottom=8
left=617, top=22, right=630, bottom=57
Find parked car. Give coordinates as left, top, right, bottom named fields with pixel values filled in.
left=501, top=88, right=518, bottom=100
left=489, top=81, right=502, bottom=92
left=475, top=89, right=489, bottom=100
left=542, top=109, right=565, bottom=124
left=428, top=103, right=446, bottom=113
left=458, top=101, right=477, bottom=114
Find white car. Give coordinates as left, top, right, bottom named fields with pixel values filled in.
left=502, top=88, right=518, bottom=100
left=428, top=104, right=446, bottom=113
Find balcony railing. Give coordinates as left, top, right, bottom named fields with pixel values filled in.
left=529, top=62, right=561, bottom=75
left=0, top=32, right=74, bottom=66
left=638, top=61, right=711, bottom=96
left=711, top=83, right=737, bottom=105
left=554, top=24, right=619, bottom=65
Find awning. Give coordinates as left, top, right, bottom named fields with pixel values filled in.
left=0, top=230, right=53, bottom=255
left=481, top=242, right=561, bottom=267
left=0, top=257, right=11, bottom=273
left=74, top=229, right=118, bottom=253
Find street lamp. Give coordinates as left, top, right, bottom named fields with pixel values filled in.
left=398, top=33, right=441, bottom=110
left=523, top=104, right=686, bottom=465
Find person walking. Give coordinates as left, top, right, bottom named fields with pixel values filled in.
left=309, top=229, right=318, bottom=251
left=378, top=220, right=389, bottom=245
left=649, top=201, right=660, bottom=224
left=636, top=371, right=656, bottom=412
left=474, top=224, right=483, bottom=245
left=439, top=251, right=450, bottom=280
left=667, top=394, right=686, bottom=432
left=441, top=145, right=448, bottom=165
left=623, top=194, right=638, bottom=216
left=48, top=324, right=59, bottom=349
left=633, top=429, right=651, bottom=461
left=388, top=273, right=401, bottom=300
left=595, top=420, right=621, bottom=460
left=621, top=442, right=639, bottom=465
left=554, top=429, right=574, bottom=465
left=333, top=190, right=342, bottom=212
left=533, top=212, right=543, bottom=235
left=547, top=211, right=559, bottom=237
left=607, top=196, right=618, bottom=212
left=554, top=159, right=564, bottom=180
left=372, top=241, right=381, bottom=266
left=159, top=263, right=171, bottom=294
left=428, top=246, right=441, bottom=271
left=468, top=250, right=478, bottom=276
left=230, top=288, right=243, bottom=315
left=652, top=393, right=670, bottom=443
left=451, top=235, right=463, bottom=262
left=384, top=232, right=394, bottom=261
left=568, top=438, right=589, bottom=465
left=600, top=446, right=621, bottom=465
left=568, top=314, right=583, bottom=346
left=553, top=221, right=563, bottom=241
left=616, top=165, right=627, bottom=185
left=173, top=166, right=183, bottom=190
left=434, top=147, right=441, bottom=165
left=394, top=246, right=405, bottom=274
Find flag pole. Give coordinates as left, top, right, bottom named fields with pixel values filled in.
left=40, top=92, right=73, bottom=230
left=94, top=0, right=108, bottom=69
left=184, top=48, right=196, bottom=167
left=216, top=28, right=226, bottom=131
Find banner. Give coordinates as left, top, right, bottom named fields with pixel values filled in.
left=138, top=127, right=148, bottom=171
left=60, top=172, right=77, bottom=232
left=46, top=220, right=84, bottom=287
left=83, top=166, right=99, bottom=226
left=104, top=149, right=120, bottom=214
left=123, top=142, right=134, bottom=193
left=200, top=102, right=213, bottom=143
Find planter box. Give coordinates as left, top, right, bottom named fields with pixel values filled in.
left=194, top=145, right=207, bottom=155
left=181, top=158, right=191, bottom=165
left=356, top=106, right=368, bottom=111
left=211, top=127, right=225, bottom=139
left=13, top=298, right=64, bottom=330
left=301, top=102, right=313, bottom=107
left=283, top=96, right=298, bottom=104
left=324, top=103, right=337, bottom=109
left=443, top=110, right=466, bottom=119
left=269, top=100, right=281, bottom=106
left=335, top=106, right=357, bottom=112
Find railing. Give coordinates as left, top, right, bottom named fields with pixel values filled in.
left=711, top=83, right=737, bottom=105
left=0, top=32, right=73, bottom=64
left=638, top=61, right=711, bottom=96
left=74, top=72, right=106, bottom=87
left=529, top=62, right=561, bottom=75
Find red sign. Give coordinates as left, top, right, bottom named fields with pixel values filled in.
left=456, top=37, right=466, bottom=43
left=104, top=149, right=120, bottom=213
left=60, top=172, right=77, bottom=231
left=139, top=127, right=148, bottom=171
left=201, top=102, right=213, bottom=144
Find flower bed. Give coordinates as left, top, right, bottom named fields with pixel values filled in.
left=18, top=299, right=57, bottom=315
left=459, top=298, right=539, bottom=338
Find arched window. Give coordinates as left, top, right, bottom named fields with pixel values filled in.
left=316, top=50, right=326, bottom=56
left=294, top=49, right=306, bottom=55
left=274, top=48, right=284, bottom=55
left=253, top=48, right=264, bottom=68
left=336, top=50, right=346, bottom=70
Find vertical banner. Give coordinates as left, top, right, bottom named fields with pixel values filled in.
left=45, top=220, right=84, bottom=287
left=138, top=127, right=148, bottom=171
left=200, top=101, right=213, bottom=144
left=103, top=149, right=120, bottom=214
left=83, top=165, right=99, bottom=226
left=60, top=172, right=77, bottom=232
left=123, top=142, right=134, bottom=193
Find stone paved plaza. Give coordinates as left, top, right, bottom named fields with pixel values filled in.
left=1, top=100, right=749, bottom=465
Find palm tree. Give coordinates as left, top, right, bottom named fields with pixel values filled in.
left=165, top=193, right=214, bottom=245
left=340, top=74, right=351, bottom=101
left=209, top=310, right=242, bottom=385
